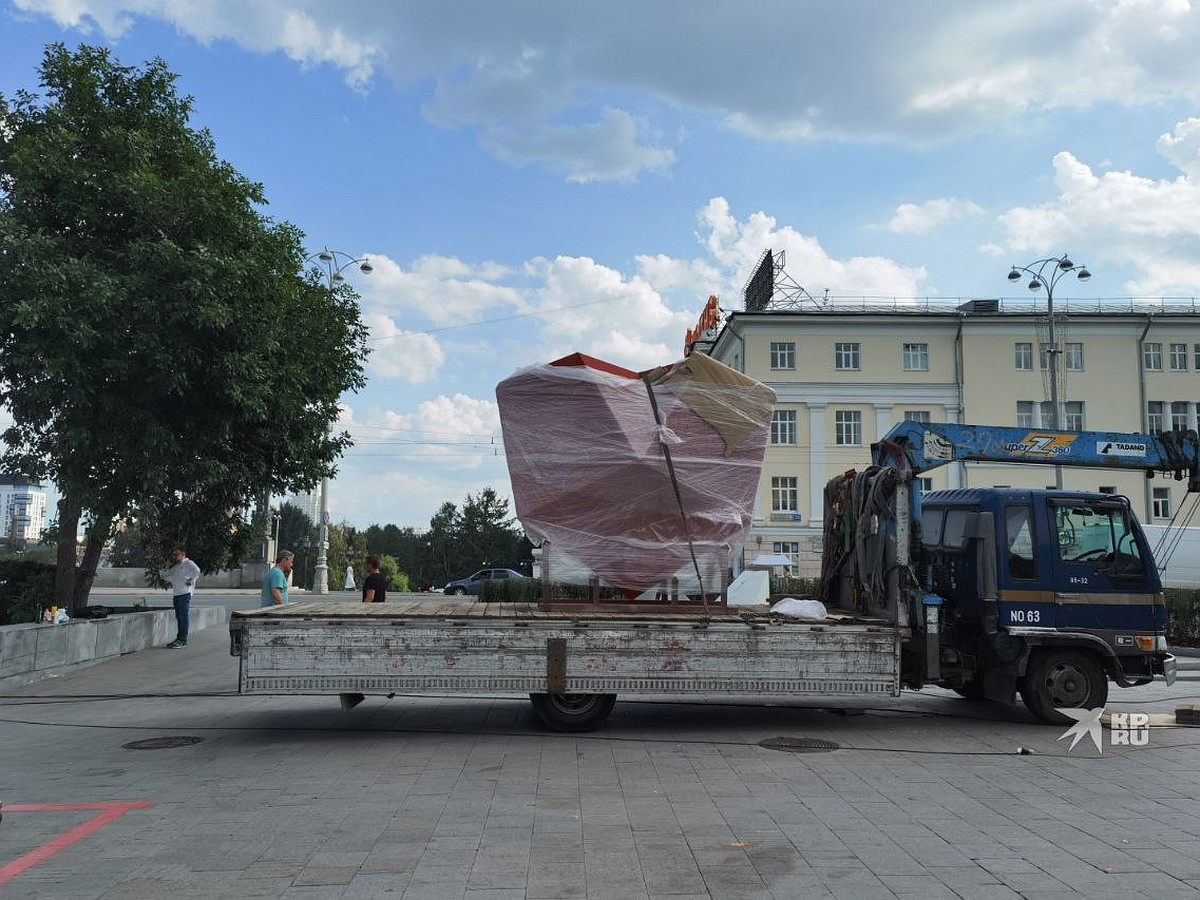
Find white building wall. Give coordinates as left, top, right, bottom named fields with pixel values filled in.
left=0, top=481, right=48, bottom=541
left=285, top=491, right=320, bottom=524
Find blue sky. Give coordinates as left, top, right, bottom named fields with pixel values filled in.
left=4, top=0, right=1200, bottom=530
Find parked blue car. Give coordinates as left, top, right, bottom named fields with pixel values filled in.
left=444, top=567, right=525, bottom=596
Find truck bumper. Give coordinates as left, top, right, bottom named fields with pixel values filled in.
left=1160, top=653, right=1178, bottom=687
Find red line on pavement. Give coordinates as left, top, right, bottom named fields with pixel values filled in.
left=0, top=801, right=153, bottom=886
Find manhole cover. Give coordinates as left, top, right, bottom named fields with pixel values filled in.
left=758, top=736, right=839, bottom=753
left=122, top=736, right=205, bottom=751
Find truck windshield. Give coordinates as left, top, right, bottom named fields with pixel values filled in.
left=1053, top=501, right=1144, bottom=573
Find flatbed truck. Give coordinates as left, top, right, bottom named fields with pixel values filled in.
left=230, top=421, right=1193, bottom=730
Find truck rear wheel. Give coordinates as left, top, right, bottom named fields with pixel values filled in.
left=1019, top=650, right=1108, bottom=725
left=529, top=693, right=616, bottom=732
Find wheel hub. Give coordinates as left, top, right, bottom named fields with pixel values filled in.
left=1045, top=664, right=1089, bottom=706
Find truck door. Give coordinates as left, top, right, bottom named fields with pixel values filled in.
left=1046, top=498, right=1164, bottom=633
left=998, top=501, right=1054, bottom=628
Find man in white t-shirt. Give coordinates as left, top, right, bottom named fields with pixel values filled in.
left=161, top=547, right=201, bottom=648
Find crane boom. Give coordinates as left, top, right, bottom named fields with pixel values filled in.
left=873, top=421, right=1200, bottom=492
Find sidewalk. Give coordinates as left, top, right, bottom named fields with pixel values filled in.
left=1, top=622, right=1199, bottom=898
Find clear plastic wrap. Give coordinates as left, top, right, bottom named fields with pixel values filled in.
left=496, top=352, right=776, bottom=596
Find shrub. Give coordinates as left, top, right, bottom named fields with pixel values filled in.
left=1166, top=588, right=1200, bottom=647
left=0, top=559, right=57, bottom=625
left=478, top=577, right=545, bottom=603
left=771, top=575, right=820, bottom=600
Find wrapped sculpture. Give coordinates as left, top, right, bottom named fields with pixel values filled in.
left=496, top=352, right=777, bottom=597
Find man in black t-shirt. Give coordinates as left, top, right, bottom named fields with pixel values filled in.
left=361, top=554, right=387, bottom=603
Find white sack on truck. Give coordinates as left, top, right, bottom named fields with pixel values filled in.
left=496, top=352, right=776, bottom=597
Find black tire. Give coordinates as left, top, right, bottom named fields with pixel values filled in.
left=529, top=693, right=616, bottom=732
left=449, top=587, right=467, bottom=596
left=1019, top=650, right=1108, bottom=725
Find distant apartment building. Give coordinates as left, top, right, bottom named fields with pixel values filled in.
left=700, top=297, right=1200, bottom=574
left=0, top=476, right=49, bottom=544
left=285, top=491, right=320, bottom=524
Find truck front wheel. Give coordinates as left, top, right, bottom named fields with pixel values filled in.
left=529, top=693, right=616, bottom=732
left=1019, top=650, right=1108, bottom=725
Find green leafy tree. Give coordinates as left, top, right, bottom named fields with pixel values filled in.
left=424, top=501, right=462, bottom=587
left=376, top=554, right=409, bottom=592
left=275, top=502, right=315, bottom=560
left=0, top=44, right=368, bottom=609
left=415, top=489, right=527, bottom=586
left=322, top=521, right=366, bottom=592
left=108, top=520, right=147, bottom=568
left=274, top=502, right=315, bottom=587
left=364, top=523, right=432, bottom=587
left=459, top=488, right=523, bottom=571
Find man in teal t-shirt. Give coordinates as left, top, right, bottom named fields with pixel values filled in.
left=261, top=551, right=295, bottom=607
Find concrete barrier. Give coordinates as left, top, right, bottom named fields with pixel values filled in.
left=91, top=565, right=268, bottom=589
left=0, top=605, right=227, bottom=690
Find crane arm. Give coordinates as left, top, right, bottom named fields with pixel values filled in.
left=873, top=421, right=1200, bottom=492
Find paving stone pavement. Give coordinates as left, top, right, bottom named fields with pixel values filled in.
left=1, top=614, right=1198, bottom=899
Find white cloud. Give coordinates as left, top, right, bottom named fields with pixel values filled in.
left=376, top=393, right=502, bottom=469
left=331, top=394, right=509, bottom=525
left=524, top=255, right=683, bottom=371
left=15, top=0, right=382, bottom=88
left=21, top=0, right=1200, bottom=173
left=350, top=198, right=928, bottom=378
left=696, top=197, right=928, bottom=302
left=362, top=253, right=526, bottom=328
left=479, top=108, right=674, bottom=184
left=362, top=313, right=445, bottom=383
left=1157, top=117, right=1200, bottom=179
left=885, top=198, right=984, bottom=235
left=633, top=254, right=724, bottom=307
left=996, top=131, right=1200, bottom=295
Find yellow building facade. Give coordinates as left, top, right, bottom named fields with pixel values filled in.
left=705, top=301, right=1200, bottom=575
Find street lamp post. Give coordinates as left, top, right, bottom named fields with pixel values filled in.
left=1005, top=254, right=1092, bottom=489
left=307, top=247, right=372, bottom=594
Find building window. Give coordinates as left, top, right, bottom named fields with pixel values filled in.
left=1195, top=344, right=1200, bottom=371
left=904, top=410, right=931, bottom=424
left=1171, top=343, right=1188, bottom=371
left=773, top=541, right=800, bottom=572
left=1015, top=342, right=1033, bottom=371
left=1153, top=487, right=1171, bottom=519
left=1040, top=401, right=1055, bottom=429
left=1143, top=342, right=1163, bottom=371
left=902, top=343, right=928, bottom=371
left=1063, top=401, right=1084, bottom=431
left=770, top=341, right=795, bottom=370
left=835, top=410, right=862, bottom=445
left=1017, top=401, right=1034, bottom=427
left=835, top=342, right=860, bottom=371
left=1099, top=486, right=1116, bottom=494
left=1147, top=401, right=1164, bottom=435
left=1172, top=401, right=1189, bottom=431
left=917, top=477, right=934, bottom=493
left=1040, top=342, right=1053, bottom=370
left=771, top=409, right=797, bottom=445
left=1065, top=342, right=1084, bottom=371
left=771, top=477, right=798, bottom=512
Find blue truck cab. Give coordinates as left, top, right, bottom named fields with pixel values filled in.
left=918, top=487, right=1176, bottom=721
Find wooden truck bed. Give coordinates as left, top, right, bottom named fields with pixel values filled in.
left=230, top=601, right=901, bottom=698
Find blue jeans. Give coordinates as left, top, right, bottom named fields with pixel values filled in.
left=173, top=593, right=191, bottom=643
